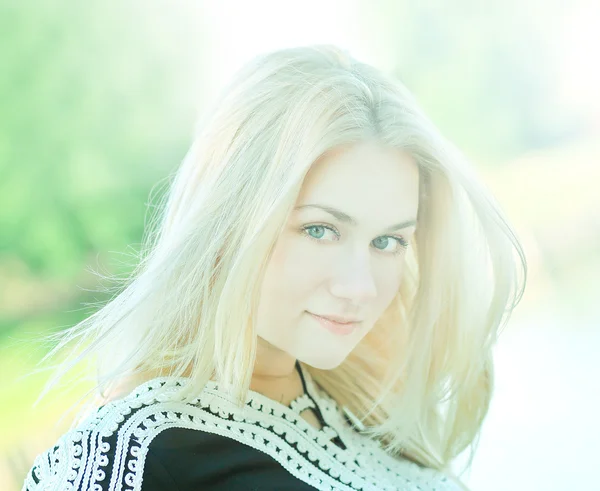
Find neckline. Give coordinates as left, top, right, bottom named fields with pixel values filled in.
left=210, top=360, right=323, bottom=412
left=117, top=366, right=349, bottom=449
left=292, top=360, right=329, bottom=430
left=124, top=361, right=323, bottom=408
left=116, top=362, right=335, bottom=429
left=244, top=360, right=325, bottom=413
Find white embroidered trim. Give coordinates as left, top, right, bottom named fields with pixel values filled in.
left=23, top=367, right=461, bottom=491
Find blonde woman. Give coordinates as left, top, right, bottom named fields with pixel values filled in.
left=22, top=44, right=526, bottom=491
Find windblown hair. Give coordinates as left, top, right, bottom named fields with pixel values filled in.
left=37, top=44, right=526, bottom=489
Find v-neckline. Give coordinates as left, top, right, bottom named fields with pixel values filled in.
left=119, top=366, right=350, bottom=450
left=250, top=359, right=322, bottom=410
left=290, top=360, right=327, bottom=430
left=214, top=360, right=335, bottom=436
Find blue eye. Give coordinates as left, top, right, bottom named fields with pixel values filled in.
left=303, top=224, right=338, bottom=241
left=301, top=224, right=409, bottom=256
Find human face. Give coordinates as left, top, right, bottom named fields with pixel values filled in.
left=254, top=141, right=419, bottom=374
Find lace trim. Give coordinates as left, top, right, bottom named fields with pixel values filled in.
left=23, top=370, right=460, bottom=491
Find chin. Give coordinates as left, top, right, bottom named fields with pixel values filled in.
left=301, top=356, right=346, bottom=371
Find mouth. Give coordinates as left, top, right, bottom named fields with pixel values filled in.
left=306, top=311, right=360, bottom=336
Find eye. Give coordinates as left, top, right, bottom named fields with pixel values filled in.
left=372, top=236, right=409, bottom=255
left=302, top=224, right=339, bottom=242
left=301, top=224, right=409, bottom=256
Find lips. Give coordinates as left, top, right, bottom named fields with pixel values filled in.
left=307, top=311, right=360, bottom=336
left=311, top=313, right=362, bottom=324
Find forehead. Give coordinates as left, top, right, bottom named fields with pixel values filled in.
left=297, top=142, right=420, bottom=210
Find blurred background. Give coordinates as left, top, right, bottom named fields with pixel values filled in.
left=1, top=1, right=599, bottom=489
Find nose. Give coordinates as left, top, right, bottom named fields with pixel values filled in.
left=330, top=252, right=378, bottom=303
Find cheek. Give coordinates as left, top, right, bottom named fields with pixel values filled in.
left=274, top=234, right=330, bottom=281
left=374, top=263, right=404, bottom=308
left=262, top=236, right=327, bottom=300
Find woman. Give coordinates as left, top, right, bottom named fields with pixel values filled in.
left=23, top=44, right=526, bottom=490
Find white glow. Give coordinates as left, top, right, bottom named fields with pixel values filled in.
left=201, top=0, right=395, bottom=98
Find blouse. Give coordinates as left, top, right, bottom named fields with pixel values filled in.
left=22, top=361, right=462, bottom=490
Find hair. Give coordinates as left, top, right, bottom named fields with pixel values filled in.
left=35, top=44, right=526, bottom=489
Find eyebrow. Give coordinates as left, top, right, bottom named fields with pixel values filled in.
left=294, top=204, right=417, bottom=232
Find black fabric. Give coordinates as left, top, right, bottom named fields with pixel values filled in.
left=139, top=360, right=329, bottom=490
left=141, top=427, right=319, bottom=490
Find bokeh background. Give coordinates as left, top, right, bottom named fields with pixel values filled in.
left=1, top=1, right=599, bottom=490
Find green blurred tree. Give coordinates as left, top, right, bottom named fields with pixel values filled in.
left=0, top=2, right=209, bottom=339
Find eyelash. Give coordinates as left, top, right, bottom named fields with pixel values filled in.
left=300, top=223, right=409, bottom=256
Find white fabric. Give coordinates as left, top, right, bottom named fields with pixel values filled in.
left=23, top=364, right=462, bottom=491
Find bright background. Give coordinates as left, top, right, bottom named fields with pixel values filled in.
left=1, top=1, right=599, bottom=490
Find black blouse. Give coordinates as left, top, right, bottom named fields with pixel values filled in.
left=23, top=361, right=461, bottom=490
left=130, top=361, right=344, bottom=490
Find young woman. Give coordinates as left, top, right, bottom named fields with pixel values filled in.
left=23, top=44, right=526, bottom=491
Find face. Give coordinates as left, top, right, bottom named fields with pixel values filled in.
left=254, top=141, right=420, bottom=372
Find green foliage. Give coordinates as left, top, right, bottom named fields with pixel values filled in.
left=0, top=2, right=203, bottom=332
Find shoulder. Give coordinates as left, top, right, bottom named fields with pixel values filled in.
left=22, top=377, right=202, bottom=491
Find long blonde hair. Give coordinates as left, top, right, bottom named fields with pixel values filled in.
left=37, top=44, right=526, bottom=488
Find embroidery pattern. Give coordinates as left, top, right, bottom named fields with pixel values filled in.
left=23, top=367, right=460, bottom=491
